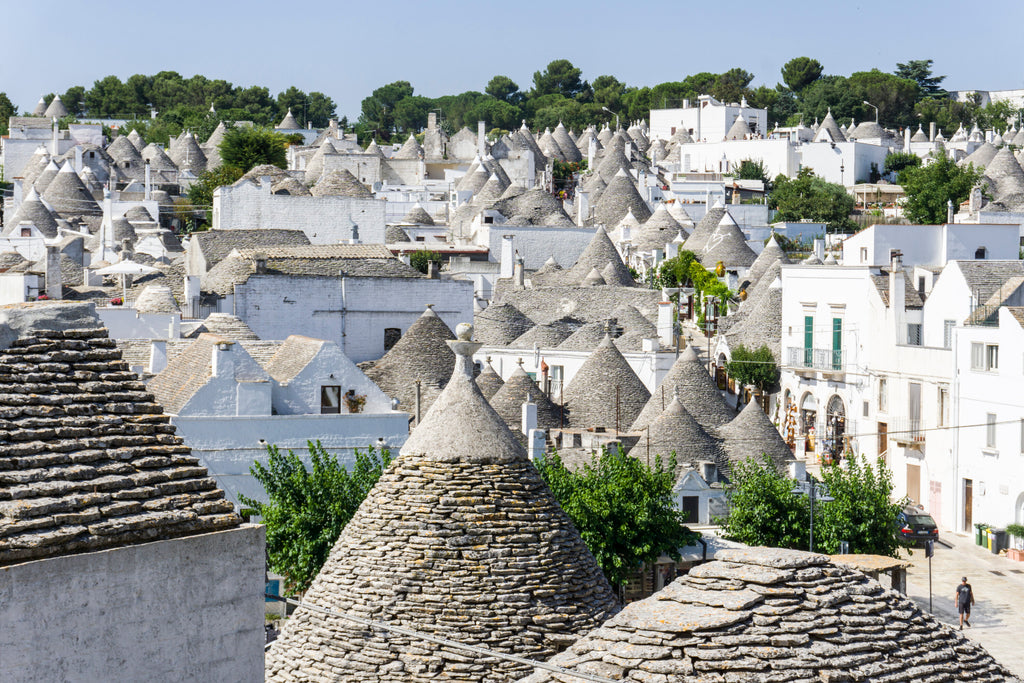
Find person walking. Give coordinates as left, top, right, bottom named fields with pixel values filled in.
left=955, top=576, right=975, bottom=629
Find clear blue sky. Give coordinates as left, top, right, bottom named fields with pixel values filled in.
left=3, top=0, right=1022, bottom=120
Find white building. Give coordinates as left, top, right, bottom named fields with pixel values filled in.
left=650, top=96, right=768, bottom=143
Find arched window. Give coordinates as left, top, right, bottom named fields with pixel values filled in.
left=825, top=395, right=846, bottom=462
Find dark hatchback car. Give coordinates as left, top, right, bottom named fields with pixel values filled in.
left=897, top=507, right=939, bottom=545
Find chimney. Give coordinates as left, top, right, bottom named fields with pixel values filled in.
left=788, top=460, right=806, bottom=481
left=587, top=136, right=597, bottom=170
left=889, top=251, right=905, bottom=341
left=576, top=190, right=589, bottom=227
left=513, top=255, right=525, bottom=289
left=500, top=235, right=515, bottom=279
left=144, top=161, right=152, bottom=201
left=51, top=118, right=58, bottom=155
left=947, top=199, right=955, bottom=224
left=211, top=341, right=235, bottom=378
left=477, top=120, right=486, bottom=158
left=428, top=112, right=436, bottom=130
left=183, top=275, right=200, bottom=318
left=426, top=259, right=439, bottom=279
left=657, top=300, right=676, bottom=347
left=253, top=253, right=267, bottom=274
left=522, top=394, right=537, bottom=435
left=527, top=429, right=546, bottom=461
left=929, top=121, right=936, bottom=142
left=45, top=245, right=62, bottom=300
left=74, top=146, right=83, bottom=174
left=148, top=340, right=168, bottom=374
left=904, top=127, right=911, bottom=153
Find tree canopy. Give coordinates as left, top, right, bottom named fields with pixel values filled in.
left=535, top=447, right=698, bottom=590
left=770, top=169, right=857, bottom=233
left=781, top=57, right=823, bottom=93
left=895, top=59, right=946, bottom=99
left=219, top=125, right=288, bottom=173
left=724, top=345, right=779, bottom=394
left=898, top=152, right=982, bottom=224
left=240, top=442, right=392, bottom=595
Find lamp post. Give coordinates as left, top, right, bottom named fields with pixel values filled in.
left=791, top=473, right=834, bottom=552
left=862, top=100, right=878, bottom=123
left=602, top=106, right=620, bottom=131
left=840, top=161, right=845, bottom=186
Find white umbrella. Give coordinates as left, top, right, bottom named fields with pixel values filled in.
left=93, top=259, right=159, bottom=303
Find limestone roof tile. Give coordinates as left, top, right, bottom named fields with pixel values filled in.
left=562, top=334, right=650, bottom=429
left=474, top=303, right=534, bottom=346
left=631, top=345, right=734, bottom=432
left=488, top=365, right=561, bottom=431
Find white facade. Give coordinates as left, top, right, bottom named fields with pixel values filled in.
left=229, top=274, right=474, bottom=364
left=212, top=177, right=387, bottom=244
left=650, top=97, right=769, bottom=142
left=841, top=224, right=1020, bottom=268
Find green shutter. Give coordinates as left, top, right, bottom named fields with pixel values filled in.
left=832, top=318, right=842, bottom=370
left=804, top=316, right=813, bottom=366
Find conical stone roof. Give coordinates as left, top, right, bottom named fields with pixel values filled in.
left=562, top=334, right=650, bottom=429
left=610, top=304, right=656, bottom=336
left=401, top=203, right=434, bottom=225
left=31, top=97, right=47, bottom=117
left=457, top=164, right=490, bottom=195
left=985, top=147, right=1024, bottom=199
left=702, top=211, right=757, bottom=267
left=134, top=284, right=179, bottom=314
left=633, top=203, right=683, bottom=252
left=812, top=109, right=846, bottom=143
left=682, top=203, right=727, bottom=253
left=743, top=234, right=789, bottom=294
left=492, top=189, right=573, bottom=226
left=510, top=318, right=576, bottom=349
left=364, top=139, right=386, bottom=158
left=167, top=132, right=207, bottom=176
left=475, top=358, right=504, bottom=400
left=392, top=133, right=423, bottom=160
left=593, top=168, right=652, bottom=228
left=474, top=302, right=534, bottom=346
left=724, top=115, right=751, bottom=140
left=363, top=306, right=456, bottom=414
left=627, top=394, right=724, bottom=473
left=488, top=365, right=562, bottom=432
left=911, top=125, right=929, bottom=143
left=19, top=147, right=51, bottom=188
left=552, top=122, right=582, bottom=163
left=580, top=267, right=606, bottom=287
left=716, top=399, right=793, bottom=472
left=277, top=108, right=299, bottom=129
left=310, top=169, right=373, bottom=198
left=41, top=162, right=99, bottom=215
left=5, top=188, right=59, bottom=238
left=558, top=320, right=613, bottom=351
left=727, top=281, right=783, bottom=361
left=266, top=331, right=618, bottom=682
left=596, top=147, right=633, bottom=182
left=518, top=547, right=1016, bottom=683
left=141, top=143, right=176, bottom=171
left=384, top=224, right=410, bottom=242
left=566, top=226, right=633, bottom=286
left=32, top=160, right=61, bottom=195
left=127, top=128, right=146, bottom=152
left=43, top=95, right=69, bottom=119
left=631, top=345, right=733, bottom=432
left=601, top=260, right=634, bottom=287
left=538, top=128, right=566, bottom=162
left=962, top=141, right=999, bottom=171
left=850, top=120, right=886, bottom=140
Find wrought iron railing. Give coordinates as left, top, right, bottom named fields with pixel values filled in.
left=786, top=347, right=844, bottom=372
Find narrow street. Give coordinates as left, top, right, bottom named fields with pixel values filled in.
left=904, top=531, right=1024, bottom=678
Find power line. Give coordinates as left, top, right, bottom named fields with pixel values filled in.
left=265, top=594, right=617, bottom=683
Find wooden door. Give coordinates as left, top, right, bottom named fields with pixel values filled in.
left=964, top=479, right=973, bottom=531
left=877, top=422, right=888, bottom=461
left=907, top=464, right=921, bottom=506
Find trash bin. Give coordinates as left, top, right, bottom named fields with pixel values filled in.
left=986, top=529, right=994, bottom=551
left=976, top=526, right=986, bottom=545
left=991, top=529, right=1008, bottom=555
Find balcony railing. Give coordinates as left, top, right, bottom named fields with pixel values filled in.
left=786, top=347, right=845, bottom=372
left=889, top=417, right=925, bottom=445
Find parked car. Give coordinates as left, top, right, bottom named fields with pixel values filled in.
left=897, top=506, right=939, bottom=545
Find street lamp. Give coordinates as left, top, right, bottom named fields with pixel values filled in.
left=791, top=473, right=834, bottom=552
left=840, top=161, right=845, bottom=186
left=862, top=100, right=878, bottom=123
left=601, top=106, right=620, bottom=131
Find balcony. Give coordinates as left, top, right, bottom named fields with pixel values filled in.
left=785, top=347, right=845, bottom=377
left=889, top=417, right=926, bottom=448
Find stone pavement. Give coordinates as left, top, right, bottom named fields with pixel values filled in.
left=904, top=530, right=1024, bottom=678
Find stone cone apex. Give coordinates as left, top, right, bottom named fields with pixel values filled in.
left=32, top=96, right=47, bottom=116
left=580, top=266, right=606, bottom=286
left=362, top=306, right=456, bottom=415
left=683, top=204, right=728, bottom=253
left=401, top=202, right=434, bottom=225
left=475, top=358, right=504, bottom=400
left=626, top=394, right=723, bottom=474
left=517, top=547, right=1017, bottom=683
left=717, top=399, right=794, bottom=473
left=562, top=334, right=650, bottom=429
left=6, top=187, right=58, bottom=238
left=601, top=260, right=634, bottom=287
left=43, top=94, right=69, bottom=119
left=277, top=108, right=300, bottom=129
left=266, top=325, right=619, bottom=682
left=631, top=345, right=733, bottom=432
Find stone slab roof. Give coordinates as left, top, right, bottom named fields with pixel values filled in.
left=191, top=229, right=311, bottom=269
left=0, top=326, right=239, bottom=566
left=715, top=399, right=795, bottom=473
left=520, top=547, right=1018, bottom=683
left=496, top=286, right=660, bottom=327
left=562, top=335, right=650, bottom=429
left=632, top=345, right=735, bottom=432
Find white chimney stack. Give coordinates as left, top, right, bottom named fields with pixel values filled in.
left=211, top=341, right=235, bottom=378
left=148, top=340, right=168, bottom=375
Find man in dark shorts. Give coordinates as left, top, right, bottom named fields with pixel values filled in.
left=954, top=576, right=975, bottom=629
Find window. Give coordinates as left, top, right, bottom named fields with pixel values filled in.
left=20, top=227, right=31, bottom=237
left=906, top=323, right=922, bottom=346
left=986, top=413, right=997, bottom=448
left=863, top=401, right=870, bottom=418
left=681, top=496, right=699, bottom=523
left=860, top=247, right=868, bottom=263
left=971, top=343, right=985, bottom=370
left=943, top=320, right=955, bottom=349
left=320, top=385, right=341, bottom=414
left=383, top=327, right=401, bottom=352
left=878, top=378, right=888, bottom=412
left=938, top=387, right=949, bottom=427
left=987, top=344, right=999, bottom=370
left=831, top=318, right=842, bottom=370
left=803, top=315, right=813, bottom=366
left=975, top=247, right=987, bottom=259
left=917, top=276, right=926, bottom=295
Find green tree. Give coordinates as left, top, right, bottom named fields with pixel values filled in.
left=771, top=169, right=856, bottom=232
left=898, top=152, right=981, bottom=224
left=798, top=75, right=862, bottom=124
left=592, top=75, right=627, bottom=111
left=746, top=84, right=797, bottom=129
left=305, top=92, right=337, bottom=128
left=914, top=97, right=975, bottom=134
left=724, top=345, right=779, bottom=395
left=0, top=92, right=15, bottom=136
left=718, top=455, right=906, bottom=557
left=360, top=80, right=414, bottom=139
left=535, top=447, right=698, bottom=591
left=656, top=250, right=697, bottom=289
left=61, top=86, right=86, bottom=116
left=85, top=75, right=134, bottom=118
left=895, top=59, right=946, bottom=100
left=240, top=442, right=392, bottom=595
left=781, top=57, right=824, bottom=93
left=735, top=158, right=771, bottom=190
left=485, top=75, right=522, bottom=104
left=531, top=59, right=587, bottom=99
left=409, top=250, right=441, bottom=273
left=847, top=69, right=920, bottom=127
left=711, top=68, right=754, bottom=104
left=219, top=125, right=287, bottom=173
left=186, top=165, right=244, bottom=229
left=883, top=151, right=920, bottom=177
left=393, top=95, right=434, bottom=133
left=276, top=86, right=308, bottom=126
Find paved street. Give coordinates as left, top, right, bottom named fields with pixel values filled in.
left=904, top=531, right=1024, bottom=678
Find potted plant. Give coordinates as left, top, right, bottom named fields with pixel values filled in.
left=343, top=390, right=366, bottom=414
left=1007, top=523, right=1024, bottom=561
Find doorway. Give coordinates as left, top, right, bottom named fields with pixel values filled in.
left=877, top=422, right=888, bottom=463
left=964, top=479, right=973, bottom=531
left=906, top=464, right=921, bottom=506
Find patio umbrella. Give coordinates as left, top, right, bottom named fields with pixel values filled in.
left=93, top=260, right=159, bottom=302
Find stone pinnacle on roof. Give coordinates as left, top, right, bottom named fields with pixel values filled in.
left=126, top=128, right=146, bottom=152
left=43, top=94, right=69, bottom=119
left=601, top=260, right=634, bottom=287
left=632, top=344, right=734, bottom=432
left=362, top=305, right=456, bottom=415
left=518, top=547, right=1018, bottom=683
left=392, top=133, right=423, bottom=160
left=562, top=333, right=650, bottom=429
left=580, top=266, right=606, bottom=287
left=266, top=323, right=618, bottom=682
left=32, top=159, right=61, bottom=195
left=552, top=121, right=582, bottom=163
left=592, top=167, right=652, bottom=227
left=277, top=108, right=300, bottom=129
left=475, top=356, right=504, bottom=400
left=19, top=146, right=51, bottom=188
